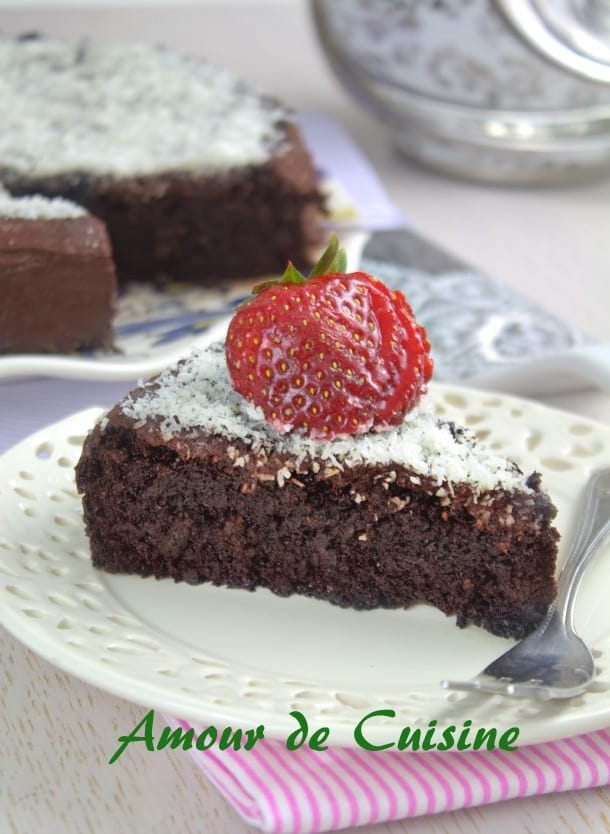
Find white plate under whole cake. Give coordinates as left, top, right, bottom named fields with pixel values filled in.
left=1, top=385, right=609, bottom=748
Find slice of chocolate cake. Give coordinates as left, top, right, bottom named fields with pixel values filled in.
left=0, top=188, right=117, bottom=354
left=0, top=37, right=325, bottom=285
left=76, top=346, right=559, bottom=639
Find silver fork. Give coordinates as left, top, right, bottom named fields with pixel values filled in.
left=442, top=467, right=610, bottom=701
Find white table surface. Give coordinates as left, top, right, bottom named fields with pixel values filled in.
left=1, top=3, right=610, bottom=833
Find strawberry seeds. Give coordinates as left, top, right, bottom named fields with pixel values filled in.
left=225, top=235, right=433, bottom=440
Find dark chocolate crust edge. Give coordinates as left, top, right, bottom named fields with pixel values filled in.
left=3, top=125, right=326, bottom=285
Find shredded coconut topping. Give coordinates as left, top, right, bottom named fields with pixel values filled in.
left=0, top=38, right=289, bottom=178
left=0, top=185, right=85, bottom=219
left=119, top=347, right=532, bottom=493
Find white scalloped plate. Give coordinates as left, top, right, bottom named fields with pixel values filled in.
left=1, top=386, right=610, bottom=749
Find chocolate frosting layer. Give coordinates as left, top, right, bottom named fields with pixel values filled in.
left=0, top=214, right=117, bottom=353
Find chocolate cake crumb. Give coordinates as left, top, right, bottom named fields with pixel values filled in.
left=76, top=349, right=560, bottom=638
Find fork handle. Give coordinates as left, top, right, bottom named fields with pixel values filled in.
left=554, top=468, right=610, bottom=629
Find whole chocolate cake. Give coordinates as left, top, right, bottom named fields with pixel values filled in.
left=0, top=37, right=324, bottom=285
left=0, top=188, right=117, bottom=354
left=76, top=345, right=559, bottom=638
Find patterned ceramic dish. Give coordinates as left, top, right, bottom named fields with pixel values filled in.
left=311, top=0, right=610, bottom=183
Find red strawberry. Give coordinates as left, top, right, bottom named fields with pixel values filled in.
left=225, top=235, right=433, bottom=439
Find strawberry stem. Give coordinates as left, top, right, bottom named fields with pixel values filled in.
left=251, top=233, right=347, bottom=295
left=281, top=261, right=307, bottom=285
left=309, top=232, right=347, bottom=277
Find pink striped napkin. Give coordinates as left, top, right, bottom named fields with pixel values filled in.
left=165, top=716, right=610, bottom=833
